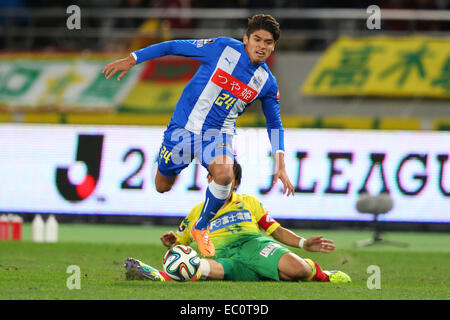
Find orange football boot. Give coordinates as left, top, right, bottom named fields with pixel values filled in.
left=190, top=227, right=215, bottom=257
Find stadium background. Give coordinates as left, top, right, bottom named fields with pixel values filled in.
left=0, top=0, right=450, bottom=231
left=0, top=0, right=450, bottom=300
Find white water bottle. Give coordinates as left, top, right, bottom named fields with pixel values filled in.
left=45, top=215, right=58, bottom=243
left=32, top=214, right=45, bottom=243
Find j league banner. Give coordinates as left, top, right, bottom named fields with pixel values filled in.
left=0, top=124, right=448, bottom=223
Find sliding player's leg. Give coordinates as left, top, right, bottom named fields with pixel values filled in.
left=277, top=252, right=314, bottom=281
left=160, top=258, right=225, bottom=281
left=214, top=258, right=260, bottom=281
left=124, top=257, right=166, bottom=281
left=198, top=259, right=225, bottom=280
left=278, top=253, right=351, bottom=283
left=303, top=258, right=351, bottom=283
left=220, top=236, right=291, bottom=282
left=124, top=257, right=224, bottom=281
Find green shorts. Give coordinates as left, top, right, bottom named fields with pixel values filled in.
left=214, top=236, right=291, bottom=282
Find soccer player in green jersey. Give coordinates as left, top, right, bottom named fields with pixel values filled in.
left=125, top=162, right=350, bottom=283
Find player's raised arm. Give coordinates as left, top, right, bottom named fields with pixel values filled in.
left=132, top=39, right=219, bottom=64
left=103, top=38, right=219, bottom=82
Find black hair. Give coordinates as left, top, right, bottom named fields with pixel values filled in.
left=246, top=14, right=280, bottom=42
left=233, top=161, right=242, bottom=188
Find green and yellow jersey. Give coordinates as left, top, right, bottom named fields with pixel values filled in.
left=176, top=193, right=281, bottom=255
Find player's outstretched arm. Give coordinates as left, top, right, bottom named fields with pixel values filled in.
left=102, top=55, right=136, bottom=81
left=271, top=226, right=335, bottom=253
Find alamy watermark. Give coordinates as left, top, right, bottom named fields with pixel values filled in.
left=66, top=4, right=381, bottom=31
left=366, top=265, right=381, bottom=290
left=66, top=265, right=81, bottom=290
left=367, top=5, right=381, bottom=30
left=66, top=5, right=81, bottom=30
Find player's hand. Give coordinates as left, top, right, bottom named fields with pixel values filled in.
left=160, top=231, right=177, bottom=247
left=273, top=167, right=295, bottom=197
left=102, top=55, right=136, bottom=81
left=304, top=236, right=335, bottom=254
left=272, top=152, right=295, bottom=197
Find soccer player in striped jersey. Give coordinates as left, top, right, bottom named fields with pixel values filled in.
left=124, top=162, right=351, bottom=283
left=103, top=14, right=295, bottom=257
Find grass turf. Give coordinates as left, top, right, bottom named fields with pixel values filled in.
left=0, top=223, right=449, bottom=300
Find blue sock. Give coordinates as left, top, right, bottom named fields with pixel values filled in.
left=195, top=181, right=231, bottom=230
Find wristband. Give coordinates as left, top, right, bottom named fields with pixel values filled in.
left=299, top=238, right=305, bottom=249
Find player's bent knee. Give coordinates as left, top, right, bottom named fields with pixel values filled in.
left=297, top=260, right=312, bottom=280
left=154, top=178, right=174, bottom=193
left=155, top=184, right=171, bottom=193
left=279, top=253, right=312, bottom=281
left=289, top=256, right=312, bottom=280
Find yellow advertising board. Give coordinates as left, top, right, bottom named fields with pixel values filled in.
left=0, top=53, right=197, bottom=113
left=0, top=53, right=143, bottom=111
left=301, top=37, right=450, bottom=98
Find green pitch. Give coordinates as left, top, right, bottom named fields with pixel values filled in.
left=0, top=223, right=449, bottom=300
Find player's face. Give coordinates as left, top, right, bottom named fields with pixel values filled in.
left=243, top=29, right=275, bottom=64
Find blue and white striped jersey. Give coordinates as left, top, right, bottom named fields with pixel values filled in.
left=132, top=36, right=284, bottom=152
